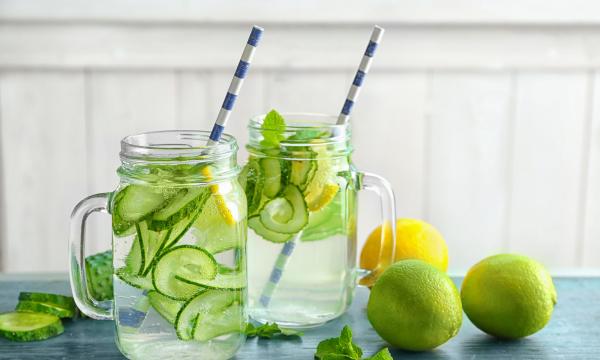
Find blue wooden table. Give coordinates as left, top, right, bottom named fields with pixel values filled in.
left=0, top=275, right=598, bottom=359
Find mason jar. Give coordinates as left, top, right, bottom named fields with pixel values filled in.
left=241, top=113, right=396, bottom=328
left=69, top=130, right=247, bottom=360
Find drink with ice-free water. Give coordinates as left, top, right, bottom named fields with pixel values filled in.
left=70, top=131, right=247, bottom=360
left=241, top=111, right=395, bottom=328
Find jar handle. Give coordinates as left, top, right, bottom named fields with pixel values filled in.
left=356, top=172, right=397, bottom=287
left=69, top=193, right=114, bottom=320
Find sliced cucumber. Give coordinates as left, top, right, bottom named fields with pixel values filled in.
left=116, top=267, right=154, bottom=290
left=18, top=292, right=75, bottom=311
left=290, top=159, right=317, bottom=191
left=149, top=187, right=210, bottom=231
left=261, top=158, right=283, bottom=198
left=15, top=301, right=75, bottom=319
left=124, top=235, right=143, bottom=276
left=175, top=270, right=245, bottom=290
left=136, top=222, right=172, bottom=276
left=85, top=250, right=113, bottom=301
left=239, top=160, right=263, bottom=215
left=152, top=246, right=217, bottom=301
left=111, top=189, right=135, bottom=236
left=115, top=185, right=174, bottom=223
left=0, top=312, right=64, bottom=342
left=194, top=198, right=242, bottom=254
left=248, top=216, right=293, bottom=243
left=260, top=185, right=308, bottom=234
left=175, top=290, right=236, bottom=340
left=193, top=303, right=244, bottom=341
left=147, top=291, right=184, bottom=325
left=301, top=196, right=344, bottom=242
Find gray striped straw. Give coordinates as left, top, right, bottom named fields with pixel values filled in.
left=337, top=25, right=384, bottom=124
left=208, top=25, right=264, bottom=145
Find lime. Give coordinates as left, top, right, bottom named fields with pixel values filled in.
left=461, top=254, right=557, bottom=339
left=367, top=260, right=462, bottom=351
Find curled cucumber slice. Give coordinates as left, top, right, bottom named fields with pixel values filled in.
left=260, top=185, right=308, bottom=234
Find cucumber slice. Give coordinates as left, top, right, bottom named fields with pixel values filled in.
left=149, top=187, right=210, bottom=231
left=261, top=158, right=283, bottom=198
left=147, top=291, right=184, bottom=325
left=16, top=301, right=75, bottom=319
left=0, top=312, right=64, bottom=342
left=248, top=216, right=293, bottom=243
left=85, top=250, right=113, bottom=301
left=194, top=197, right=242, bottom=254
left=111, top=189, right=135, bottom=236
left=193, top=303, right=244, bottom=341
left=18, top=292, right=75, bottom=311
left=116, top=267, right=154, bottom=290
left=302, top=195, right=344, bottom=242
left=290, top=159, right=317, bottom=191
left=152, top=246, right=218, bottom=300
left=239, top=160, right=263, bottom=215
left=260, top=185, right=308, bottom=234
left=115, top=185, right=174, bottom=223
left=175, top=270, right=245, bottom=290
left=136, top=222, right=172, bottom=276
left=124, top=235, right=143, bottom=276
left=175, top=290, right=236, bottom=340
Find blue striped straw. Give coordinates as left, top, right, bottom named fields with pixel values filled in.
left=337, top=25, right=385, bottom=125
left=207, top=25, right=264, bottom=145
left=258, top=26, right=384, bottom=308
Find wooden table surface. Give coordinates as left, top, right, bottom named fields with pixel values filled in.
left=0, top=275, right=598, bottom=359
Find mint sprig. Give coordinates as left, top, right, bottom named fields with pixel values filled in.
left=315, top=325, right=392, bottom=360
left=260, top=109, right=287, bottom=148
left=245, top=322, right=303, bottom=339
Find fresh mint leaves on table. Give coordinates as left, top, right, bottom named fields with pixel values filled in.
left=315, top=325, right=392, bottom=360
left=245, top=322, right=303, bottom=339
left=260, top=109, right=287, bottom=148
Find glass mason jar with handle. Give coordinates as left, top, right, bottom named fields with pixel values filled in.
left=241, top=112, right=396, bottom=328
left=69, top=131, right=247, bottom=360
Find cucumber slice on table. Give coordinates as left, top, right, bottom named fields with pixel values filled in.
left=193, top=303, right=244, bottom=341
left=175, top=290, right=237, bottom=340
left=152, top=246, right=218, bottom=300
left=0, top=312, right=64, bottom=342
left=147, top=291, right=184, bottom=325
left=18, top=292, right=75, bottom=311
left=85, top=250, right=113, bottom=301
left=16, top=301, right=75, bottom=319
left=248, top=216, right=293, bottom=243
left=260, top=185, right=308, bottom=234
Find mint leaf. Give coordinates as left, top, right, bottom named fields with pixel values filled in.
left=365, top=348, right=393, bottom=360
left=261, top=109, right=287, bottom=148
left=315, top=325, right=362, bottom=360
left=245, top=322, right=303, bottom=339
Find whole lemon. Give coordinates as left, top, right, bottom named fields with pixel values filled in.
left=367, top=260, right=462, bottom=351
left=461, top=254, right=557, bottom=339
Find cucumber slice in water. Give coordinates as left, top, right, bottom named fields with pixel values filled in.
left=261, top=158, right=283, bottom=198
left=147, top=291, right=184, bottom=325
left=116, top=267, right=154, bottom=290
left=290, top=159, right=317, bottom=191
left=193, top=303, right=244, bottom=341
left=248, top=216, right=293, bottom=243
left=152, top=246, right=218, bottom=300
left=149, top=187, right=210, bottom=231
left=175, top=270, right=245, bottom=290
left=194, top=197, right=242, bottom=254
left=115, top=185, right=174, bottom=223
left=260, top=185, right=308, bottom=234
left=0, top=312, right=64, bottom=342
left=175, top=290, right=236, bottom=340
left=239, top=160, right=263, bottom=215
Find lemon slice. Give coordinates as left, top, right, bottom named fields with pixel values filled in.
left=201, top=167, right=236, bottom=225
left=306, top=183, right=339, bottom=212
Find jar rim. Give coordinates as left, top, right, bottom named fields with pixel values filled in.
left=120, top=130, right=238, bottom=162
left=248, top=112, right=349, bottom=133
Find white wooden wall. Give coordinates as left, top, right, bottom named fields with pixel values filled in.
left=1, top=0, right=599, bottom=272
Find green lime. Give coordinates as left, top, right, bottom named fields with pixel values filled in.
left=461, top=254, right=557, bottom=339
left=367, top=259, right=462, bottom=351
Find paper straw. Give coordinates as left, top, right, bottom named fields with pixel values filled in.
left=258, top=26, right=384, bottom=308
left=208, top=25, right=264, bottom=145
left=337, top=25, right=384, bottom=125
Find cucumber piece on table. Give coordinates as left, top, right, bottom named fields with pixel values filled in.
left=147, top=291, right=184, bottom=325
left=16, top=301, right=75, bottom=319
left=18, top=292, right=75, bottom=311
left=248, top=216, right=293, bottom=243
left=152, top=245, right=218, bottom=301
left=260, top=185, right=308, bottom=234
left=193, top=303, right=244, bottom=341
left=85, top=250, right=113, bottom=301
left=175, top=290, right=237, bottom=340
left=0, top=312, right=64, bottom=342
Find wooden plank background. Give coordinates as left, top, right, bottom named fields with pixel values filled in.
left=0, top=1, right=599, bottom=272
